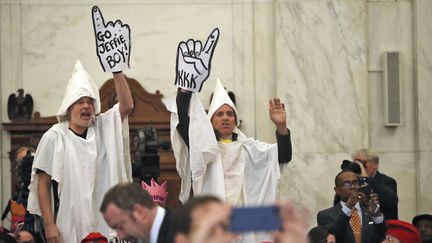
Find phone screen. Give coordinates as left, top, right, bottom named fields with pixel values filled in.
left=229, top=205, right=280, bottom=233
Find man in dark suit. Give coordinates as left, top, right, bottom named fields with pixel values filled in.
left=353, top=148, right=399, bottom=220
left=317, top=171, right=386, bottom=243
left=100, top=182, right=173, bottom=243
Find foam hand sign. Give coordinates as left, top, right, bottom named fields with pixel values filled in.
left=175, top=28, right=220, bottom=92
left=92, top=6, right=131, bottom=72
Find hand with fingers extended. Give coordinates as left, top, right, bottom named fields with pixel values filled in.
left=269, top=98, right=288, bottom=135
left=92, top=6, right=131, bottom=72
left=175, top=28, right=220, bottom=92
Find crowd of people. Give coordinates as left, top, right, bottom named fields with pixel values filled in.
left=1, top=7, right=430, bottom=243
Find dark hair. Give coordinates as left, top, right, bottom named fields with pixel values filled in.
left=412, top=214, right=432, bottom=226
left=308, top=226, right=330, bottom=243
left=172, top=195, right=222, bottom=235
left=340, top=159, right=361, bottom=174
left=334, top=170, right=358, bottom=186
left=0, top=233, right=17, bottom=243
left=100, top=182, right=155, bottom=213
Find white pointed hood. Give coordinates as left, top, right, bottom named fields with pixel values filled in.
left=207, top=78, right=240, bottom=126
left=56, top=60, right=101, bottom=122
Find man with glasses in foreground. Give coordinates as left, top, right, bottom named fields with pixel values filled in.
left=317, top=170, right=386, bottom=243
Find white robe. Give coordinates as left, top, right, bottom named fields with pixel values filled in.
left=164, top=93, right=281, bottom=242
left=27, top=104, right=131, bottom=242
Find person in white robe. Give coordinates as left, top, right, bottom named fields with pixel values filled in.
left=165, top=79, right=292, bottom=242
left=27, top=60, right=133, bottom=243
left=166, top=78, right=292, bottom=205
left=166, top=29, right=292, bottom=242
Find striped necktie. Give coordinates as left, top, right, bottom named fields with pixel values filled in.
left=349, top=207, right=362, bottom=243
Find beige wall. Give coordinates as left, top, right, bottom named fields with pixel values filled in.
left=1, top=0, right=431, bottom=228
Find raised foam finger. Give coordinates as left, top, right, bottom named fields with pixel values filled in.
left=92, top=6, right=106, bottom=32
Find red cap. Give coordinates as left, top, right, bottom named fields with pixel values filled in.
left=81, top=232, right=108, bottom=243
left=386, top=220, right=421, bottom=243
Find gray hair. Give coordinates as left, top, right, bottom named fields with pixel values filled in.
left=352, top=148, right=379, bottom=163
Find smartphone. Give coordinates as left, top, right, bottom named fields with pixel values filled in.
left=229, top=205, right=281, bottom=233
left=358, top=176, right=372, bottom=199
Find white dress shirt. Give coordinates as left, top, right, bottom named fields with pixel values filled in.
left=149, top=206, right=166, bottom=243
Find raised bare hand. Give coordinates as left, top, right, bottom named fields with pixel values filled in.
left=269, top=98, right=288, bottom=135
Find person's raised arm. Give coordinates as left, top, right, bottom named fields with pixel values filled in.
left=37, top=172, right=60, bottom=243
left=176, top=89, right=192, bottom=147
left=113, top=72, right=133, bottom=121
left=269, top=97, right=292, bottom=163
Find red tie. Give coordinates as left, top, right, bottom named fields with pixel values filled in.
left=349, top=207, right=362, bottom=243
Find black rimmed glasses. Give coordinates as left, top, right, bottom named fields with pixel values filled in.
left=336, top=179, right=360, bottom=189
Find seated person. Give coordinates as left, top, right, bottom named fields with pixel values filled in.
left=412, top=214, right=432, bottom=243
left=100, top=182, right=173, bottom=243
left=383, top=220, right=421, bottom=243
left=308, top=226, right=336, bottom=243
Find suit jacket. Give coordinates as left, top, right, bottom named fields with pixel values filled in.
left=371, top=171, right=398, bottom=220
left=157, top=208, right=173, bottom=243
left=331, top=172, right=398, bottom=220
left=317, top=204, right=385, bottom=243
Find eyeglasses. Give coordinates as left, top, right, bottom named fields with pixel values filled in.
left=382, top=235, right=400, bottom=242
left=336, top=180, right=360, bottom=189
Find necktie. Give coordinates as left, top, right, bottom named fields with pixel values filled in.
left=349, top=207, right=362, bottom=243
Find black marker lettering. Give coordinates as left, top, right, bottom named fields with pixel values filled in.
left=190, top=74, right=197, bottom=89
left=205, top=40, right=214, bottom=54
left=118, top=47, right=126, bottom=63
left=98, top=43, right=106, bottom=54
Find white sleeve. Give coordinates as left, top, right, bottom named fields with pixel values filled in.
left=163, top=92, right=219, bottom=203
left=97, top=103, right=132, bottom=183
left=27, top=125, right=66, bottom=215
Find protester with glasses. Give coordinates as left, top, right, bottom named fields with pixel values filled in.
left=317, top=170, right=386, bottom=243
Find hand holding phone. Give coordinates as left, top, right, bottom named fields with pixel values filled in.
left=358, top=176, right=372, bottom=200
